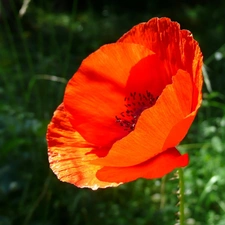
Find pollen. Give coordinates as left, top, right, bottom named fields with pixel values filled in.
left=115, top=90, right=158, bottom=131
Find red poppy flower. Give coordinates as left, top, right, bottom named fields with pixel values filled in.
left=46, top=17, right=203, bottom=189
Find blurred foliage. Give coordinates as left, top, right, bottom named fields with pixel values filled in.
left=1, top=0, right=225, bottom=224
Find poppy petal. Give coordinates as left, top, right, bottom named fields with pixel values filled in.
left=125, top=53, right=169, bottom=97
left=92, top=69, right=197, bottom=167
left=96, top=147, right=189, bottom=183
left=118, top=17, right=203, bottom=88
left=46, top=103, right=120, bottom=189
left=64, top=43, right=163, bottom=146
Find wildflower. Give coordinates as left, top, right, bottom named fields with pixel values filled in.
left=47, top=17, right=203, bottom=189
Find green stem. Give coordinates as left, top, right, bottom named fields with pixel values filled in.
left=178, top=168, right=185, bottom=225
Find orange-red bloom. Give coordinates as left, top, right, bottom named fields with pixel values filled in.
left=46, top=17, right=203, bottom=189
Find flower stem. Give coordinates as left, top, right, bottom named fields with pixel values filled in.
left=178, top=168, right=185, bottom=225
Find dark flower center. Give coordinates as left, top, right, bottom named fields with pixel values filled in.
left=115, top=90, right=158, bottom=132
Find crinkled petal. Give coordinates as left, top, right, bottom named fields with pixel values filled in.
left=118, top=17, right=203, bottom=89
left=46, top=103, right=120, bottom=189
left=96, top=148, right=189, bottom=183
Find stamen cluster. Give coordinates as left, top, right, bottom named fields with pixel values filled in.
left=116, top=90, right=158, bottom=131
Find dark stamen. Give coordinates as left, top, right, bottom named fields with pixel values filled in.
left=115, top=90, right=158, bottom=132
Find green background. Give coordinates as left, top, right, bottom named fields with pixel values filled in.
left=1, top=0, right=225, bottom=224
